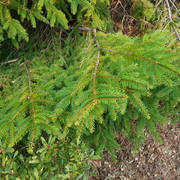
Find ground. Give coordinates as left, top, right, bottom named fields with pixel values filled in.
left=89, top=122, right=180, bottom=180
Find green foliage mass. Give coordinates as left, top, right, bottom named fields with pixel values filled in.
left=0, top=1, right=180, bottom=178
left=1, top=30, right=179, bottom=157
left=0, top=136, right=97, bottom=179
left=0, top=0, right=112, bottom=47
left=132, top=0, right=155, bottom=21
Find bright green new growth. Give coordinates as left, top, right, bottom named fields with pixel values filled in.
left=132, top=0, right=155, bottom=21
left=1, top=30, right=179, bottom=156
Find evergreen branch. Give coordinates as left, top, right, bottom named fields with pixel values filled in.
left=98, top=75, right=152, bottom=88
left=23, top=60, right=32, bottom=94
left=73, top=100, right=97, bottom=126
left=75, top=90, right=93, bottom=105
left=29, top=121, right=38, bottom=151
left=96, top=96, right=126, bottom=100
left=121, top=79, right=152, bottom=89
left=92, top=28, right=100, bottom=102
left=95, top=85, right=114, bottom=90
left=71, top=78, right=92, bottom=96
left=129, top=93, right=150, bottom=119
left=53, top=95, right=72, bottom=118
left=0, top=1, right=49, bottom=24
left=97, top=75, right=119, bottom=82
left=70, top=93, right=126, bottom=128
left=10, top=103, right=29, bottom=123
left=103, top=48, right=180, bottom=75
left=23, top=60, right=37, bottom=121
left=40, top=123, right=62, bottom=139
left=33, top=100, right=55, bottom=104
left=8, top=119, right=31, bottom=147
left=152, top=64, right=160, bottom=83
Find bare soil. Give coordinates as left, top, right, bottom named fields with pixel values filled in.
left=90, top=122, right=180, bottom=180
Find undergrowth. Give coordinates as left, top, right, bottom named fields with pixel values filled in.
left=0, top=0, right=180, bottom=179
left=0, top=29, right=180, bottom=178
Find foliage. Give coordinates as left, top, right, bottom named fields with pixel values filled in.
left=1, top=30, right=179, bottom=156
left=132, top=0, right=155, bottom=21
left=0, top=0, right=112, bottom=47
left=0, top=136, right=97, bottom=179
left=55, top=30, right=180, bottom=152
left=0, top=56, right=62, bottom=153
left=0, top=1, right=180, bottom=178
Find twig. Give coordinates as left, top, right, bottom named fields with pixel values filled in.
left=0, top=74, right=8, bottom=77
left=164, top=0, right=180, bottom=42
left=0, top=59, right=18, bottom=65
left=155, top=0, right=164, bottom=8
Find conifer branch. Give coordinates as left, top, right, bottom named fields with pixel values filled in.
left=0, top=27, right=179, bottom=158
left=98, top=75, right=152, bottom=88
left=92, top=28, right=100, bottom=103
left=74, top=100, right=97, bottom=126
left=23, top=60, right=32, bottom=94
left=103, top=48, right=180, bottom=75
left=97, top=96, right=126, bottom=100
left=71, top=78, right=92, bottom=96
left=9, top=121, right=30, bottom=147
left=23, top=60, right=37, bottom=120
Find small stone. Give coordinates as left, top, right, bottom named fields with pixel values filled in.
left=104, top=161, right=108, bottom=165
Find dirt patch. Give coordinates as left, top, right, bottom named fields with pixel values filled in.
left=109, top=0, right=141, bottom=36
left=90, top=122, right=180, bottom=180
left=109, top=0, right=154, bottom=36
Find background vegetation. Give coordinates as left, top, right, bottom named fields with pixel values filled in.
left=0, top=0, right=180, bottom=179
